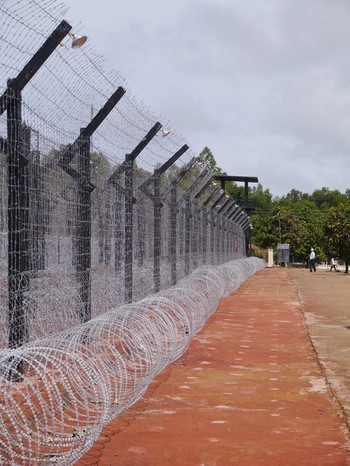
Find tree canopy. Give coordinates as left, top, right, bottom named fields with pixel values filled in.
left=197, top=146, right=350, bottom=270
left=323, top=202, right=350, bottom=272
left=250, top=188, right=349, bottom=265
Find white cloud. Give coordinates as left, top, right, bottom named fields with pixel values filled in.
left=68, top=0, right=350, bottom=196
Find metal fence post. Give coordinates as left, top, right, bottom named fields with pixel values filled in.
left=202, top=208, right=207, bottom=264
left=153, top=173, right=161, bottom=292
left=3, top=20, right=72, bottom=379
left=170, top=185, right=177, bottom=285
left=124, top=155, right=134, bottom=303
left=210, top=210, right=215, bottom=264
left=59, top=87, right=126, bottom=313
left=76, top=130, right=92, bottom=323
left=137, top=188, right=146, bottom=267
left=109, top=122, right=162, bottom=302
left=192, top=202, right=199, bottom=269
left=29, top=144, right=45, bottom=275
left=7, top=82, right=29, bottom=379
left=139, top=144, right=189, bottom=291
left=114, top=183, right=123, bottom=270
left=184, top=194, right=191, bottom=276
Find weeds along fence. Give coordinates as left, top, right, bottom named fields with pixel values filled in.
left=0, top=1, right=260, bottom=464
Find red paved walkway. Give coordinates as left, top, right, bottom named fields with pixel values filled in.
left=78, top=268, right=350, bottom=465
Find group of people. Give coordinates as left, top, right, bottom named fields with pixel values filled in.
left=308, top=249, right=337, bottom=272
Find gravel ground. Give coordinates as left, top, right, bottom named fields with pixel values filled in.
left=289, top=266, right=350, bottom=423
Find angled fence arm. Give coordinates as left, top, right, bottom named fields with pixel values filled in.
left=203, top=187, right=219, bottom=207
left=139, top=144, right=189, bottom=292
left=0, top=20, right=72, bottom=115
left=5, top=20, right=73, bottom=379
left=119, top=123, right=162, bottom=302
left=57, top=87, right=126, bottom=322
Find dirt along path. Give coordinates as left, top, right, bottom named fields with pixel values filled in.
left=77, top=268, right=350, bottom=465
left=289, top=266, right=350, bottom=424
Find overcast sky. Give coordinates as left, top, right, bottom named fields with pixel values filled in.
left=67, top=0, right=350, bottom=197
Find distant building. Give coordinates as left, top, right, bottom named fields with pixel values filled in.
left=277, top=243, right=290, bottom=267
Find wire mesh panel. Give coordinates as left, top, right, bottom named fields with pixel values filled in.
left=0, top=1, right=258, bottom=464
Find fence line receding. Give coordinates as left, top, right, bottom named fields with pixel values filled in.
left=0, top=1, right=260, bottom=464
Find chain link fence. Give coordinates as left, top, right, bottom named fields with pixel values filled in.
left=0, top=1, right=258, bottom=464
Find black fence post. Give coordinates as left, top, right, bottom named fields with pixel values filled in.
left=230, top=224, right=234, bottom=257
left=179, top=207, right=184, bottom=259
left=140, top=144, right=189, bottom=292
left=114, top=183, right=123, bottom=270
left=220, top=198, right=235, bottom=260
left=58, top=87, right=126, bottom=314
left=137, top=188, right=146, bottom=267
left=184, top=194, right=191, bottom=276
left=169, top=185, right=177, bottom=285
left=193, top=176, right=214, bottom=267
left=202, top=188, right=220, bottom=265
left=7, top=81, right=28, bottom=379
left=21, top=125, right=31, bottom=278
left=29, top=143, right=45, bottom=275
left=192, top=202, right=199, bottom=269
left=216, top=215, right=221, bottom=264
left=225, top=201, right=237, bottom=260
left=222, top=217, right=227, bottom=260
left=160, top=155, right=194, bottom=282
left=179, top=166, right=210, bottom=275
left=76, top=129, right=93, bottom=323
left=3, top=20, right=73, bottom=379
left=153, top=173, right=161, bottom=292
left=210, top=192, right=225, bottom=265
left=124, top=155, right=134, bottom=303
left=197, top=205, right=203, bottom=266
left=210, top=210, right=215, bottom=264
left=202, top=208, right=207, bottom=264
left=108, top=122, right=162, bottom=302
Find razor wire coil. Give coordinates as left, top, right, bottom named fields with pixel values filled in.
left=0, top=258, right=265, bottom=465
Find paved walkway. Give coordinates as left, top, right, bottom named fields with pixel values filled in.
left=78, top=268, right=350, bottom=465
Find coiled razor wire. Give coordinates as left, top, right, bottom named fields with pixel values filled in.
left=0, top=257, right=265, bottom=465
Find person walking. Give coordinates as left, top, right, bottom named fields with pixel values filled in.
left=330, top=257, right=337, bottom=272
left=309, top=248, right=316, bottom=272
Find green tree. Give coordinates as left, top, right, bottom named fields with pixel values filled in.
left=251, top=207, right=308, bottom=260
left=309, top=187, right=346, bottom=210
left=250, top=188, right=336, bottom=262
left=323, top=202, right=350, bottom=273
left=297, top=206, right=326, bottom=262
left=250, top=184, right=273, bottom=210
left=197, top=147, right=224, bottom=175
left=285, top=188, right=304, bottom=203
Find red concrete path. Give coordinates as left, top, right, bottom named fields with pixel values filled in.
left=78, top=268, right=350, bottom=465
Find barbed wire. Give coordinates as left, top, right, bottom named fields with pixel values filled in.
left=0, top=1, right=258, bottom=464
left=0, top=257, right=265, bottom=465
